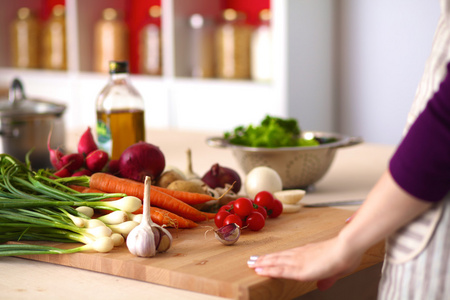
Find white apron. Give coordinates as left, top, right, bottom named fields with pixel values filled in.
left=378, top=1, right=450, bottom=298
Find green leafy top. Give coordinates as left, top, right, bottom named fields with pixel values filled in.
left=224, top=115, right=319, bottom=148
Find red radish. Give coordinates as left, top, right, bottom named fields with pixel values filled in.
left=47, top=129, right=64, bottom=170
left=202, top=163, right=242, bottom=193
left=54, top=167, right=72, bottom=178
left=60, top=153, right=84, bottom=171
left=107, top=159, right=120, bottom=175
left=72, top=169, right=93, bottom=177
left=118, top=142, right=165, bottom=182
left=78, top=127, right=98, bottom=156
left=85, top=149, right=109, bottom=172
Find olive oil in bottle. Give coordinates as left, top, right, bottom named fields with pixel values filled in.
left=96, top=61, right=145, bottom=160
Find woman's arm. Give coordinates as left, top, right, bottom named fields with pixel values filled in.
left=247, top=170, right=432, bottom=288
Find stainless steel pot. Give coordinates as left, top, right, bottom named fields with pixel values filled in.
left=0, top=78, right=66, bottom=169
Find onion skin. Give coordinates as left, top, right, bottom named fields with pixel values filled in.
left=78, top=127, right=98, bottom=156
left=118, top=142, right=166, bottom=182
left=202, top=163, right=241, bottom=193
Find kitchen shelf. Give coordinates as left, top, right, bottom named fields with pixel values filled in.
left=0, top=0, right=336, bottom=137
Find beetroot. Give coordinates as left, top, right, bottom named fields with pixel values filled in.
left=60, top=153, right=84, bottom=171
left=201, top=163, right=242, bottom=193
left=85, top=149, right=109, bottom=172
left=118, top=142, right=165, bottom=182
left=78, top=127, right=98, bottom=156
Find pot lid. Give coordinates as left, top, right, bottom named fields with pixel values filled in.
left=0, top=78, right=66, bottom=118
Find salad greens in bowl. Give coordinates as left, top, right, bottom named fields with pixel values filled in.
left=208, top=115, right=362, bottom=189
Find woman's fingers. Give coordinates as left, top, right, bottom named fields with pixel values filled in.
left=247, top=237, right=362, bottom=283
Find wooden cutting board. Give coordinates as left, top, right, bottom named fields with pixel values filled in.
left=16, top=207, right=385, bottom=300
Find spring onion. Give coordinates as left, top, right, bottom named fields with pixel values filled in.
left=0, top=153, right=138, bottom=256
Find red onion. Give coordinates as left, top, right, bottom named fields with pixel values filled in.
left=118, top=142, right=165, bottom=182
left=201, top=163, right=241, bottom=193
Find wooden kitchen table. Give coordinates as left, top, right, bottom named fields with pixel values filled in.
left=0, top=129, right=395, bottom=300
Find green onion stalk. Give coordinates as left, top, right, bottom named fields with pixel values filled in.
left=0, top=153, right=140, bottom=256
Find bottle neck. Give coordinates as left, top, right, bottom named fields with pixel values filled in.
left=109, top=72, right=129, bottom=83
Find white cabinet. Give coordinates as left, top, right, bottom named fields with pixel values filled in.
left=0, top=0, right=335, bottom=135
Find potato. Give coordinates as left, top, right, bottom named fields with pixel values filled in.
left=167, top=180, right=207, bottom=194
left=156, top=170, right=185, bottom=188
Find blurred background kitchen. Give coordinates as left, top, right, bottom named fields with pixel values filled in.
left=0, top=0, right=439, bottom=145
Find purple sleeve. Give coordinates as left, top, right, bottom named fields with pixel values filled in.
left=389, top=63, right=450, bottom=202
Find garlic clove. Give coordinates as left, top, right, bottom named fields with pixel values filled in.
left=155, top=226, right=172, bottom=252
left=214, top=223, right=241, bottom=245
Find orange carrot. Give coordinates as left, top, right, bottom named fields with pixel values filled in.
left=89, top=173, right=214, bottom=222
left=82, top=187, right=104, bottom=193
left=133, top=206, right=198, bottom=229
left=68, top=185, right=88, bottom=192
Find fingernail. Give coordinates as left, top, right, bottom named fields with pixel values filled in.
left=254, top=268, right=263, bottom=274
left=249, top=255, right=259, bottom=261
left=247, top=260, right=256, bottom=266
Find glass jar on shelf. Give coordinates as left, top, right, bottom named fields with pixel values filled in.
left=251, top=9, right=273, bottom=82
left=96, top=61, right=146, bottom=160
left=189, top=14, right=215, bottom=78
left=215, top=9, right=252, bottom=80
left=10, top=7, right=40, bottom=69
left=93, top=8, right=129, bottom=73
left=41, top=4, right=67, bottom=70
left=139, top=5, right=162, bottom=75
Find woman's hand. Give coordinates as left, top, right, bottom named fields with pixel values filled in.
left=247, top=170, right=432, bottom=289
left=247, top=236, right=363, bottom=290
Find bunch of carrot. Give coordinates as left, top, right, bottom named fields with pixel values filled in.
left=71, top=173, right=217, bottom=229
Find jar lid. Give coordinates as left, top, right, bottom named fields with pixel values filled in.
left=0, top=78, right=66, bottom=118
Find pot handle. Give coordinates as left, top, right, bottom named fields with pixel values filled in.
left=9, top=78, right=26, bottom=106
left=206, top=137, right=229, bottom=148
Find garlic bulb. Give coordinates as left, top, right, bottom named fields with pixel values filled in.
left=126, top=176, right=173, bottom=257
left=185, top=148, right=200, bottom=180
